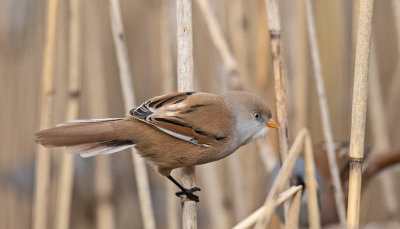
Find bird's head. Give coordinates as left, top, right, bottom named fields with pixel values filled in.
left=222, top=91, right=278, bottom=146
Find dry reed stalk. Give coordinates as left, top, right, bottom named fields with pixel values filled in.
left=264, top=0, right=289, bottom=161
left=304, top=0, right=347, bottom=226
left=176, top=0, right=197, bottom=228
left=33, top=0, right=60, bottom=228
left=196, top=0, right=242, bottom=90
left=54, top=0, right=81, bottom=229
left=108, top=0, right=156, bottom=228
left=368, top=38, right=398, bottom=217
left=255, top=128, right=320, bottom=229
left=232, top=185, right=302, bottom=229
left=264, top=0, right=290, bottom=223
left=286, top=188, right=302, bottom=229
left=160, top=1, right=179, bottom=228
left=347, top=0, right=374, bottom=228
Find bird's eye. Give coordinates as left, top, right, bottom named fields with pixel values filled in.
left=253, top=112, right=260, bottom=119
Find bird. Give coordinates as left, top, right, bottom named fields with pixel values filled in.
left=35, top=91, right=279, bottom=202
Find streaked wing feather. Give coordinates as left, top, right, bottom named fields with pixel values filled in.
left=128, top=92, right=225, bottom=146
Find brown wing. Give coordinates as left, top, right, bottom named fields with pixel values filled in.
left=129, top=92, right=231, bottom=146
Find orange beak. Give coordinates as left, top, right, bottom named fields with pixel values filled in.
left=266, top=119, right=279, bottom=128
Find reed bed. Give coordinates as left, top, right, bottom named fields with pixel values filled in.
left=1, top=0, right=400, bottom=229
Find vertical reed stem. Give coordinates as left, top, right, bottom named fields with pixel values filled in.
left=264, top=0, right=290, bottom=222
left=109, top=0, right=156, bottom=228
left=176, top=0, right=197, bottom=228
left=304, top=0, right=347, bottom=226
left=347, top=0, right=374, bottom=228
left=54, top=0, right=81, bottom=228
left=33, top=0, right=60, bottom=228
left=264, top=0, right=289, bottom=160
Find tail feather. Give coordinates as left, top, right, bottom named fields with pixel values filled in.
left=67, top=141, right=134, bottom=158
left=35, top=118, right=135, bottom=157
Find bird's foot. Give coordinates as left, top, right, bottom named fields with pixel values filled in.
left=175, top=187, right=201, bottom=202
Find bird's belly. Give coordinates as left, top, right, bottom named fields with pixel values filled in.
left=134, top=137, right=231, bottom=172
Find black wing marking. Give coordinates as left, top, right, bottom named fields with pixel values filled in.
left=129, top=92, right=195, bottom=120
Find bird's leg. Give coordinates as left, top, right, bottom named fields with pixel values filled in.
left=167, top=175, right=201, bottom=202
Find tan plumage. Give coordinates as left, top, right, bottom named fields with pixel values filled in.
left=35, top=91, right=277, bottom=201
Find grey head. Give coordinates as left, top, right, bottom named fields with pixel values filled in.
left=221, top=91, right=277, bottom=147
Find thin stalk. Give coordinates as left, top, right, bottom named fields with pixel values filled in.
left=108, top=0, right=156, bottom=228
left=176, top=0, right=197, bottom=228
left=304, top=0, right=347, bottom=226
left=54, top=0, right=81, bottom=228
left=33, top=0, right=60, bottom=228
left=264, top=0, right=290, bottom=223
left=264, top=0, right=289, bottom=161
left=347, top=0, right=374, bottom=228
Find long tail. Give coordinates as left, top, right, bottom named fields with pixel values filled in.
left=34, top=118, right=135, bottom=157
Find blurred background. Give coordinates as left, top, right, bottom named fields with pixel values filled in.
left=0, top=0, right=399, bottom=228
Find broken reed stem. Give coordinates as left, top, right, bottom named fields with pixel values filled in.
left=176, top=0, right=197, bottom=228
left=304, top=0, right=347, bottom=226
left=54, top=0, right=81, bottom=229
left=347, top=0, right=374, bottom=228
left=368, top=37, right=398, bottom=217
left=108, top=0, right=156, bottom=228
left=33, top=0, right=60, bottom=228
left=196, top=0, right=242, bottom=90
left=232, top=185, right=302, bottom=229
left=255, top=128, right=320, bottom=229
